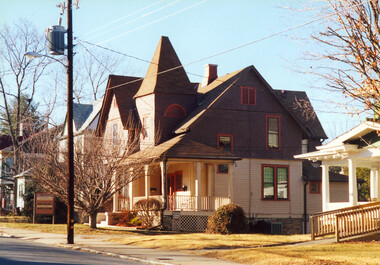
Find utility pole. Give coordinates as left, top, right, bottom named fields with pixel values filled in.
left=66, top=0, right=75, bottom=245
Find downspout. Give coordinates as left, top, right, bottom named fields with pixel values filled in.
left=303, top=178, right=308, bottom=234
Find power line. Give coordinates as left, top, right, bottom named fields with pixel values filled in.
left=78, top=39, right=204, bottom=78
left=95, top=0, right=209, bottom=46
left=81, top=0, right=167, bottom=37
left=80, top=0, right=181, bottom=43
left=101, top=0, right=371, bottom=92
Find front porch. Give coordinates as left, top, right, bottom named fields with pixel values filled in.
left=114, top=160, right=234, bottom=213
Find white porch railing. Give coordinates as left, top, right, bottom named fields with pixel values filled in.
left=167, top=195, right=231, bottom=211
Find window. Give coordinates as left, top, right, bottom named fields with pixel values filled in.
left=142, top=116, right=149, bottom=139
left=309, top=181, right=321, bottom=194
left=164, top=104, right=186, bottom=118
left=267, top=115, right=280, bottom=150
left=218, top=134, right=233, bottom=153
left=217, top=164, right=228, bottom=173
left=241, top=86, right=256, bottom=105
left=262, top=165, right=289, bottom=200
left=112, top=124, right=117, bottom=146
left=302, top=139, right=308, bottom=154
left=18, top=183, right=24, bottom=197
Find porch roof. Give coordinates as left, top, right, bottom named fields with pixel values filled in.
left=126, top=134, right=241, bottom=162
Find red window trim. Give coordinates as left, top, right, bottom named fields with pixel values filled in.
left=266, top=115, right=281, bottom=151
left=240, top=86, right=257, bottom=105
left=261, top=164, right=290, bottom=201
left=164, top=104, right=186, bottom=118
left=217, top=133, right=233, bottom=154
left=309, top=181, right=321, bottom=194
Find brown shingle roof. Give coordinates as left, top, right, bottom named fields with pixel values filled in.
left=134, top=36, right=195, bottom=98
left=127, top=134, right=240, bottom=161
left=97, top=75, right=142, bottom=135
left=273, top=90, right=327, bottom=139
left=174, top=67, right=248, bottom=134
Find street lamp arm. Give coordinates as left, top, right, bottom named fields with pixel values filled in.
left=24, top=52, right=67, bottom=68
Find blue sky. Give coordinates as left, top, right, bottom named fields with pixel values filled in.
left=0, top=0, right=364, bottom=140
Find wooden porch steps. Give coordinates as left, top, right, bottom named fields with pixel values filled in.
left=310, top=201, right=380, bottom=242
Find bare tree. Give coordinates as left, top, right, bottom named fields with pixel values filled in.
left=0, top=20, right=52, bottom=208
left=23, top=128, right=158, bottom=228
left=309, top=0, right=380, bottom=116
left=73, top=44, right=121, bottom=103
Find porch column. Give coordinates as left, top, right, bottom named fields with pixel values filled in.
left=112, top=172, right=118, bottom=212
left=144, top=165, right=150, bottom=199
left=129, top=181, right=133, bottom=210
left=370, top=168, right=379, bottom=201
left=348, top=159, right=358, bottom=206
left=195, top=162, right=202, bottom=210
left=207, top=165, right=214, bottom=197
left=160, top=161, right=167, bottom=208
left=321, top=164, right=330, bottom=212
left=228, top=163, right=234, bottom=199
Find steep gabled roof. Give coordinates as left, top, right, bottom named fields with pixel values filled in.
left=174, top=67, right=247, bottom=134
left=273, top=90, right=327, bottom=139
left=175, top=65, right=325, bottom=140
left=127, top=134, right=240, bottom=161
left=134, top=36, right=195, bottom=98
left=96, top=75, right=141, bottom=135
left=97, top=75, right=142, bottom=135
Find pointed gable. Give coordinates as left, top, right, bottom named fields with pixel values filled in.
left=134, top=36, right=195, bottom=98
left=97, top=75, right=142, bottom=136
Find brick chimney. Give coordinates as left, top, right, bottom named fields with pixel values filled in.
left=201, top=64, right=218, bottom=87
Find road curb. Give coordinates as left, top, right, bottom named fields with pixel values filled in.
left=59, top=243, right=173, bottom=265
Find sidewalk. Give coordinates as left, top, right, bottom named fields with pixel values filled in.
left=0, top=226, right=240, bottom=265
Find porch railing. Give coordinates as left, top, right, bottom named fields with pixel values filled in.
left=167, top=195, right=231, bottom=211
left=311, top=201, right=380, bottom=242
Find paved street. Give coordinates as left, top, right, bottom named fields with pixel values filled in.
left=0, top=236, right=145, bottom=265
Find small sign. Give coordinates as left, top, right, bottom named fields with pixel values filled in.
left=34, top=193, right=55, bottom=216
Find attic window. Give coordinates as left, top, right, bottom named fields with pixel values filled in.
left=164, top=104, right=186, bottom=118
left=241, top=86, right=256, bottom=105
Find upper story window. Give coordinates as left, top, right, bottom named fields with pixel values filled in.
left=302, top=139, right=308, bottom=154
left=262, top=165, right=289, bottom=200
left=241, top=86, right=256, bottom=105
left=164, top=104, right=186, bottom=118
left=266, top=115, right=280, bottom=150
left=218, top=134, right=233, bottom=153
left=113, top=124, right=117, bottom=146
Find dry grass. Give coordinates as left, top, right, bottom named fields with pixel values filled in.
left=107, top=233, right=309, bottom=250
left=203, top=241, right=380, bottom=265
left=1, top=223, right=379, bottom=264
left=0, top=223, right=134, bottom=235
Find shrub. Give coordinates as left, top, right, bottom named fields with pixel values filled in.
left=206, top=203, right=247, bottom=234
left=134, top=198, right=162, bottom=228
left=113, top=209, right=138, bottom=227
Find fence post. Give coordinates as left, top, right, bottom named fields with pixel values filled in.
left=335, top=214, right=340, bottom=243
left=311, top=216, right=315, bottom=241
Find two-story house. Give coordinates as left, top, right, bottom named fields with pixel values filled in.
left=94, top=36, right=331, bottom=234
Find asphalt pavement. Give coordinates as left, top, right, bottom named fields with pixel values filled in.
left=0, top=226, right=240, bottom=265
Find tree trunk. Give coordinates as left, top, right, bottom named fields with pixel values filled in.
left=89, top=212, right=98, bottom=229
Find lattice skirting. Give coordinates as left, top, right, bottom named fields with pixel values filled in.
left=170, top=214, right=210, bottom=232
